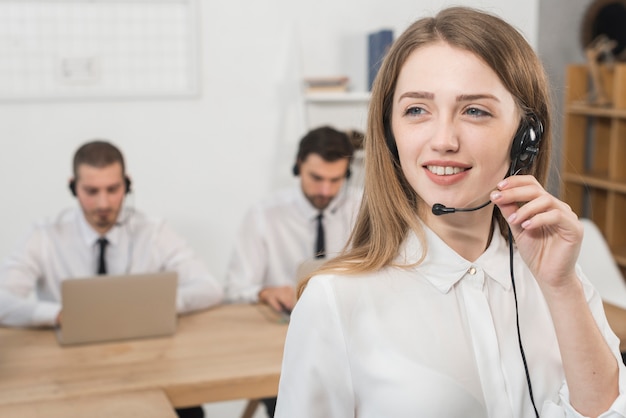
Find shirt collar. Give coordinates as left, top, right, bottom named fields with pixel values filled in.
left=399, top=222, right=512, bottom=293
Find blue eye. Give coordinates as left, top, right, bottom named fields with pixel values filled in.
left=404, top=106, right=425, bottom=116
left=465, top=107, right=491, bottom=117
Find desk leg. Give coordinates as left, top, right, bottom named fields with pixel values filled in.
left=241, top=399, right=260, bottom=418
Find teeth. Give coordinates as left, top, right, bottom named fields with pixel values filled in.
left=427, top=165, right=466, bottom=176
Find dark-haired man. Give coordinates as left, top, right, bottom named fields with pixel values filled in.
left=0, top=140, right=222, bottom=418
left=224, top=126, right=361, bottom=416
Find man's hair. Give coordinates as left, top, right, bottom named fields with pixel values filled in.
left=295, top=126, right=354, bottom=165
left=299, top=6, right=553, bottom=296
left=73, top=140, right=126, bottom=178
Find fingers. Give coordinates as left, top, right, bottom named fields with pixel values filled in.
left=259, top=286, right=296, bottom=313
left=490, top=176, right=578, bottom=231
left=266, top=297, right=284, bottom=313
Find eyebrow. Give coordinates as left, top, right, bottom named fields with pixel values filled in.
left=397, top=91, right=500, bottom=103
left=310, top=173, right=344, bottom=182
left=82, top=182, right=123, bottom=191
left=398, top=91, right=433, bottom=100
left=456, top=93, right=500, bottom=103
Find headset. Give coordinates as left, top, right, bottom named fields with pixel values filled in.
left=69, top=176, right=132, bottom=197
left=292, top=161, right=351, bottom=178
left=508, top=113, right=544, bottom=176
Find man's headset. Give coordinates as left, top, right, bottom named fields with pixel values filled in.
left=384, top=112, right=544, bottom=175
left=69, top=176, right=132, bottom=197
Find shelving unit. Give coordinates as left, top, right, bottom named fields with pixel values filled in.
left=303, top=91, right=371, bottom=104
left=561, top=63, right=626, bottom=277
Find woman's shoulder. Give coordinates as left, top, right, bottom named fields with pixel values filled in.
left=301, top=268, right=395, bottom=306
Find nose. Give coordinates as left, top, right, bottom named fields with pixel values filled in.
left=95, top=191, right=111, bottom=209
left=430, top=118, right=460, bottom=153
left=319, top=181, right=333, bottom=196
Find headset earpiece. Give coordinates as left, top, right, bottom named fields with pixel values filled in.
left=69, top=176, right=132, bottom=197
left=509, top=113, right=544, bottom=175
left=124, top=176, right=132, bottom=194
left=69, top=179, right=77, bottom=197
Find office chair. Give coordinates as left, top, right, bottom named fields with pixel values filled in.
left=578, top=218, right=626, bottom=352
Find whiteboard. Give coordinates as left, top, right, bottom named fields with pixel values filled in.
left=0, top=0, right=199, bottom=101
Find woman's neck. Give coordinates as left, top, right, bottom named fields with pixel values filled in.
left=421, top=206, right=495, bottom=262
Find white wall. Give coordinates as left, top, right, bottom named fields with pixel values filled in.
left=0, top=0, right=538, bottom=281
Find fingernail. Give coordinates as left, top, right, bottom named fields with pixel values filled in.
left=507, top=212, right=517, bottom=223
left=497, top=180, right=508, bottom=189
left=490, top=191, right=501, bottom=201
left=521, top=220, right=531, bottom=229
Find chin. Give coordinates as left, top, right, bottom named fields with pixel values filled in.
left=315, top=201, right=331, bottom=210
left=96, top=222, right=114, bottom=229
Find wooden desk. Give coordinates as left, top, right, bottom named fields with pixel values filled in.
left=0, top=303, right=287, bottom=410
left=0, top=390, right=178, bottom=418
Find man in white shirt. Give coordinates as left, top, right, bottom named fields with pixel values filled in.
left=0, top=140, right=222, bottom=418
left=224, top=126, right=362, bottom=417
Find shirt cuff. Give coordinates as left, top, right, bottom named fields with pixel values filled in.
left=31, top=302, right=61, bottom=327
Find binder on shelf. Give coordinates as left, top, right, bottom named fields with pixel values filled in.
left=303, top=76, right=349, bottom=93
left=367, top=29, right=394, bottom=91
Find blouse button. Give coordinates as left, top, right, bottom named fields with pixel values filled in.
left=468, top=266, right=477, bottom=275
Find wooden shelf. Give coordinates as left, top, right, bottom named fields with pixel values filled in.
left=304, top=91, right=371, bottom=103
left=567, top=103, right=626, bottom=118
left=561, top=63, right=626, bottom=264
left=562, top=173, right=626, bottom=193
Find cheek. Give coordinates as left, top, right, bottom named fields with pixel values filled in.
left=330, top=182, right=342, bottom=194
left=491, top=140, right=513, bottom=166
left=111, top=191, right=126, bottom=205
left=483, top=148, right=512, bottom=181
left=301, top=178, right=314, bottom=194
left=77, top=197, right=97, bottom=214
left=395, top=137, right=423, bottom=175
left=392, top=123, right=425, bottom=163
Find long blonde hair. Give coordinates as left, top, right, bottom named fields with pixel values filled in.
left=298, top=6, right=552, bottom=296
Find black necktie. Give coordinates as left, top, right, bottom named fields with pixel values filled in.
left=315, top=213, right=325, bottom=259
left=97, top=238, right=108, bottom=275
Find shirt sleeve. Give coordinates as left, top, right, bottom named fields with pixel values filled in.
left=0, top=227, right=61, bottom=327
left=224, top=207, right=269, bottom=303
left=542, top=265, right=626, bottom=417
left=153, top=221, right=223, bottom=313
left=275, top=275, right=355, bottom=418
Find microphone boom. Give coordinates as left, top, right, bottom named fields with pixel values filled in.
left=432, top=200, right=492, bottom=216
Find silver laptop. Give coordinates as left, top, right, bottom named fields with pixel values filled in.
left=57, top=271, right=178, bottom=346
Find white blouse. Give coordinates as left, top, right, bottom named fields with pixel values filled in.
left=275, top=225, right=626, bottom=418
